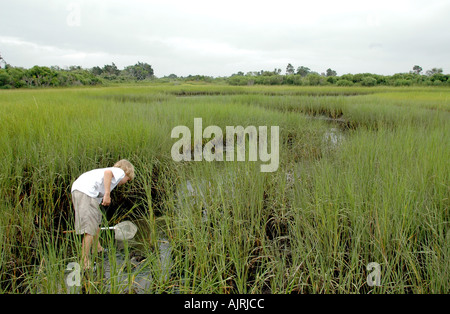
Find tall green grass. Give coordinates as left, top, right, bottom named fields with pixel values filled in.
left=0, top=84, right=448, bottom=293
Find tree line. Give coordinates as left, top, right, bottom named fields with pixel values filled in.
left=0, top=61, right=448, bottom=89
left=227, top=64, right=449, bottom=87
left=0, top=62, right=154, bottom=89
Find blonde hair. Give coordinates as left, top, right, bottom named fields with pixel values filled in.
left=113, top=159, right=135, bottom=180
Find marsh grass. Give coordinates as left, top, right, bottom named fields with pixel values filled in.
left=0, top=84, right=448, bottom=293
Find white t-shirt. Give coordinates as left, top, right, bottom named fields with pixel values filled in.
left=71, top=167, right=125, bottom=204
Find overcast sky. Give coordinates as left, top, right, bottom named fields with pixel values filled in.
left=1, top=0, right=449, bottom=77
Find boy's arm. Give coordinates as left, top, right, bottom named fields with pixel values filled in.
left=102, top=170, right=113, bottom=206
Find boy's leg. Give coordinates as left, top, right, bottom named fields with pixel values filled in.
left=82, top=228, right=103, bottom=269
left=93, top=227, right=104, bottom=253
left=72, top=191, right=103, bottom=268
left=82, top=233, right=94, bottom=269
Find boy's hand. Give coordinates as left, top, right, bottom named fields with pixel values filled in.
left=102, top=194, right=111, bottom=206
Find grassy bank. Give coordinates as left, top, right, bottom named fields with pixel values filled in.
left=0, top=84, right=448, bottom=293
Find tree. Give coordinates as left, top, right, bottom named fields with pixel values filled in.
left=306, top=73, right=323, bottom=85
left=286, top=63, right=295, bottom=75
left=0, top=69, right=12, bottom=87
left=336, top=79, right=353, bottom=86
left=0, top=52, right=6, bottom=69
left=326, top=68, right=337, bottom=77
left=102, top=63, right=120, bottom=76
left=361, top=76, right=377, bottom=86
left=123, top=62, right=154, bottom=80
left=91, top=66, right=103, bottom=76
left=426, top=67, right=443, bottom=76
left=296, top=66, right=311, bottom=77
left=261, top=69, right=280, bottom=76
left=26, top=66, right=55, bottom=86
left=5, top=66, right=27, bottom=88
left=412, top=65, right=422, bottom=75
left=69, top=65, right=82, bottom=71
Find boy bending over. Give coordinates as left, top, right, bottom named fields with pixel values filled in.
left=71, top=159, right=135, bottom=269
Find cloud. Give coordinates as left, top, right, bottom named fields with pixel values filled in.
left=1, top=0, right=449, bottom=76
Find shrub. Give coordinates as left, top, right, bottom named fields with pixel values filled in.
left=326, top=76, right=337, bottom=84
left=336, top=79, right=353, bottom=86
left=394, top=79, right=412, bottom=86
left=340, top=74, right=354, bottom=82
left=361, top=77, right=377, bottom=86
left=306, top=73, right=323, bottom=86
left=0, top=70, right=12, bottom=87
left=228, top=75, right=248, bottom=86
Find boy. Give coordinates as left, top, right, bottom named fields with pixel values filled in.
left=71, top=159, right=135, bottom=269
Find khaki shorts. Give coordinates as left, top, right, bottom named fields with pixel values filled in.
left=72, top=190, right=102, bottom=236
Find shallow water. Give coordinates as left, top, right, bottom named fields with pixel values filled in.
left=63, top=219, right=173, bottom=294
